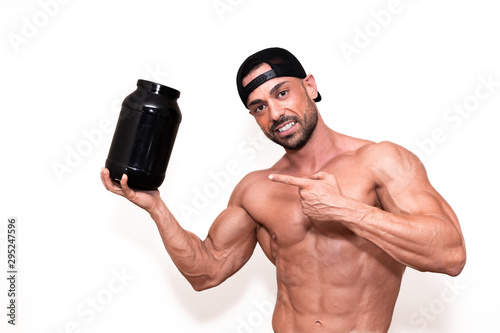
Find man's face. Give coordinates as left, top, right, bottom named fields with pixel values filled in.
left=242, top=64, right=319, bottom=150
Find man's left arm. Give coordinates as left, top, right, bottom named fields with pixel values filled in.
left=269, top=142, right=466, bottom=276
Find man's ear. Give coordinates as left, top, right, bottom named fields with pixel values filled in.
left=303, top=74, right=319, bottom=100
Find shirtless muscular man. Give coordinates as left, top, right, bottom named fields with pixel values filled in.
left=101, top=47, right=466, bottom=332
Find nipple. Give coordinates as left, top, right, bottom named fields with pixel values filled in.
left=272, top=233, right=278, bottom=241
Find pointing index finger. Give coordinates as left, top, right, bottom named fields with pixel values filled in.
left=268, top=174, right=310, bottom=188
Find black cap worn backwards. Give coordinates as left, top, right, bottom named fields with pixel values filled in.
left=236, top=47, right=321, bottom=108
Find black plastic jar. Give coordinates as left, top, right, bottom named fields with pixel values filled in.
left=105, top=79, right=182, bottom=190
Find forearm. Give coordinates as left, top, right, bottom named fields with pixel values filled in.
left=149, top=200, right=214, bottom=286
left=101, top=167, right=237, bottom=289
left=339, top=199, right=466, bottom=276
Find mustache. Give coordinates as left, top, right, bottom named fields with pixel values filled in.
left=270, top=115, right=299, bottom=132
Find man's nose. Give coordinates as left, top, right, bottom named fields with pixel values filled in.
left=268, top=100, right=285, bottom=122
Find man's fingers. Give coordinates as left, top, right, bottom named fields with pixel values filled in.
left=101, top=168, right=127, bottom=195
left=310, top=172, right=338, bottom=184
left=120, top=174, right=135, bottom=198
left=268, top=174, right=310, bottom=188
left=101, top=168, right=118, bottom=191
left=100, top=168, right=108, bottom=188
left=309, top=172, right=327, bottom=180
left=269, top=172, right=337, bottom=189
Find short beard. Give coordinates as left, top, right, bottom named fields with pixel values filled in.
left=264, top=96, right=318, bottom=150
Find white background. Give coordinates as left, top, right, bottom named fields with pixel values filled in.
left=1, top=0, right=499, bottom=332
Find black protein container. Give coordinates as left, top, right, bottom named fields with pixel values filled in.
left=105, top=79, right=182, bottom=190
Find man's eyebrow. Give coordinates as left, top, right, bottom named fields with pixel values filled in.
left=248, top=98, right=264, bottom=108
left=247, top=81, right=290, bottom=108
left=270, top=81, right=289, bottom=96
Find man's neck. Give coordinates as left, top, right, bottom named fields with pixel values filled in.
left=282, top=117, right=343, bottom=175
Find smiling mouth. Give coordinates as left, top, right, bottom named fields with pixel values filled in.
left=276, top=121, right=296, bottom=133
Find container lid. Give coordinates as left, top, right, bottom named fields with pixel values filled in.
left=137, top=79, right=180, bottom=99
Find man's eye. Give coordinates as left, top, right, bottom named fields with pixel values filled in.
left=278, top=90, right=288, bottom=98
left=254, top=105, right=265, bottom=113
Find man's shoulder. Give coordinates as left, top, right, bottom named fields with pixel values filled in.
left=356, top=141, right=425, bottom=184
left=240, top=168, right=272, bottom=184
left=356, top=140, right=405, bottom=157
left=229, top=168, right=275, bottom=206
left=235, top=167, right=275, bottom=189
left=358, top=141, right=420, bottom=164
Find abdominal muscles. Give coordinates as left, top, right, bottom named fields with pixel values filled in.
left=269, top=229, right=405, bottom=332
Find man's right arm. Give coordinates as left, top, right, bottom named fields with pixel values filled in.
left=101, top=168, right=258, bottom=291
left=150, top=199, right=257, bottom=291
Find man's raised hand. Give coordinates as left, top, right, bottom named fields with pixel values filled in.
left=100, top=168, right=161, bottom=213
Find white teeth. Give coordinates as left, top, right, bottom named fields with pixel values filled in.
left=278, top=122, right=295, bottom=132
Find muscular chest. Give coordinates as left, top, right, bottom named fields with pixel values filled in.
left=247, top=164, right=380, bottom=251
